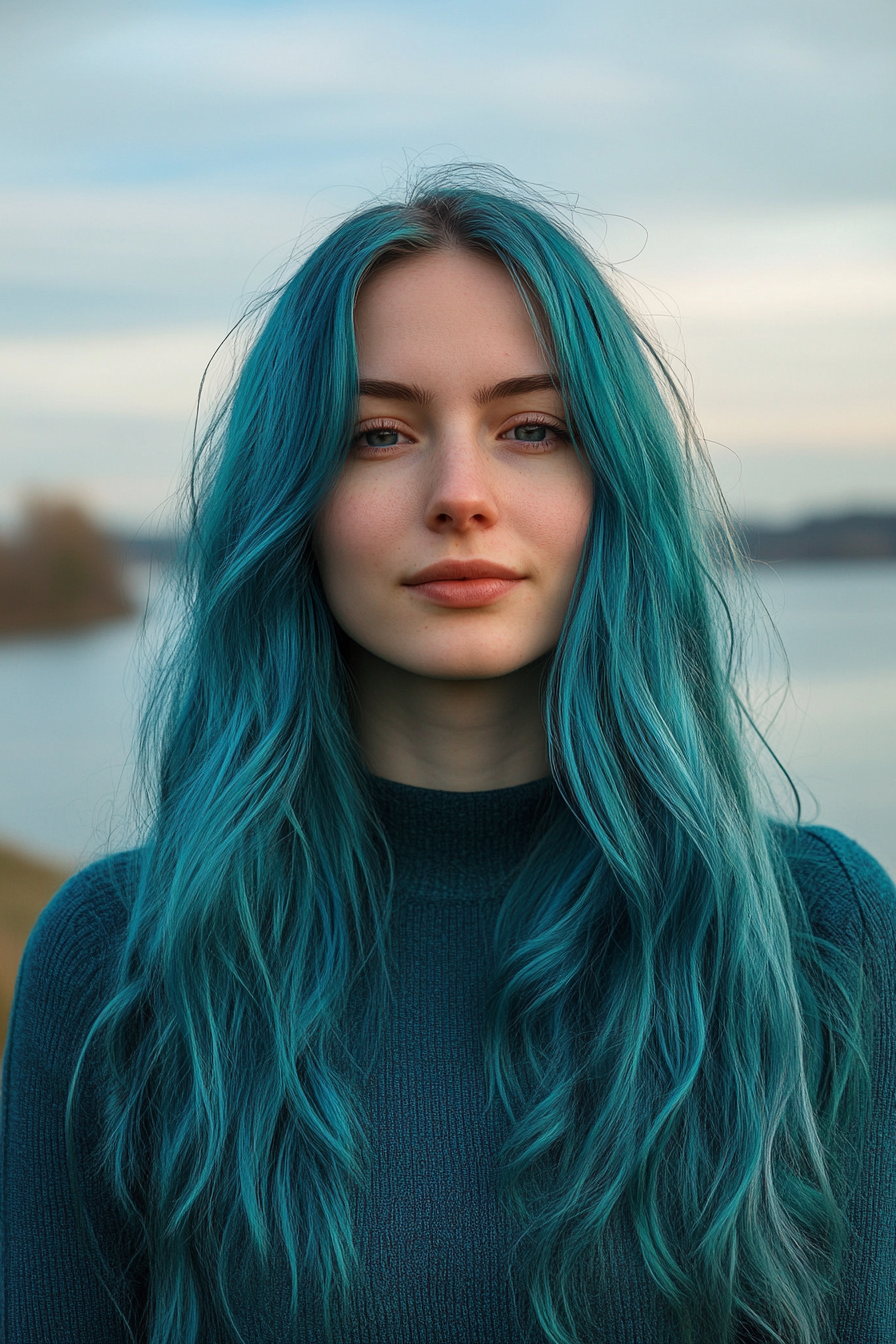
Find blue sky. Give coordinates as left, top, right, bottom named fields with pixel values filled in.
left=1, top=0, right=894, bottom=525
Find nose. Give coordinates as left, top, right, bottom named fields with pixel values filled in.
left=424, top=438, right=499, bottom=534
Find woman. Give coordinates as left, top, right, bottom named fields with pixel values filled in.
left=2, top=168, right=894, bottom=1344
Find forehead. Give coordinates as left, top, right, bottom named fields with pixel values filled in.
left=353, top=248, right=548, bottom=384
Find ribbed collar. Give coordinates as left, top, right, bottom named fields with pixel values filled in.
left=368, top=774, right=556, bottom=903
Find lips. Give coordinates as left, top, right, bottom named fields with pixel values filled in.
left=403, top=559, right=524, bottom=609
left=405, top=559, right=523, bottom=584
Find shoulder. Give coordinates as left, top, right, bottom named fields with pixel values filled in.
left=776, top=824, right=896, bottom=966
left=23, top=848, right=141, bottom=966
left=11, top=849, right=142, bottom=1036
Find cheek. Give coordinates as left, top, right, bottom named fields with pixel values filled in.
left=519, top=470, right=593, bottom=579
left=315, top=478, right=410, bottom=597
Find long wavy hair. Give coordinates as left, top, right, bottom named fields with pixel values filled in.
left=70, top=166, right=868, bottom=1344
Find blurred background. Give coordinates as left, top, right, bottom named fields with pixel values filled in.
left=1, top=0, right=894, bottom=1043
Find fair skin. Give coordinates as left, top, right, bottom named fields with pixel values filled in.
left=314, top=247, right=593, bottom=791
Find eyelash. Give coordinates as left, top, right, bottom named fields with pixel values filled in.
left=352, top=415, right=570, bottom=455
left=500, top=414, right=569, bottom=451
left=352, top=419, right=411, bottom=454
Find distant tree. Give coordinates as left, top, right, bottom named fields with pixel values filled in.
left=0, top=500, right=133, bottom=636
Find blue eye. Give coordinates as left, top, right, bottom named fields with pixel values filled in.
left=513, top=424, right=548, bottom=442
left=363, top=429, right=401, bottom=447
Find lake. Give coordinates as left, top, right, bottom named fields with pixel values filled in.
left=0, top=562, right=894, bottom=876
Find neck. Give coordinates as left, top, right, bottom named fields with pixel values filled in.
left=347, top=645, right=550, bottom=791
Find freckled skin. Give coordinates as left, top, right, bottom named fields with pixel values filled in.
left=314, top=249, right=593, bottom=685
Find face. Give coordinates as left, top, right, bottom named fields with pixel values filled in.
left=314, top=247, right=593, bottom=682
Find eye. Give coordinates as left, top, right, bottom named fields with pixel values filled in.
left=511, top=424, right=549, bottom=442
left=499, top=417, right=568, bottom=449
left=363, top=429, right=401, bottom=448
left=352, top=421, right=413, bottom=456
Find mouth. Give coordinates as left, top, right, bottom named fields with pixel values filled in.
left=403, top=559, right=525, bottom=609
left=405, top=559, right=522, bottom=584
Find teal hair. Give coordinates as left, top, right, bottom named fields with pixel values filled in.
left=69, top=166, right=868, bottom=1344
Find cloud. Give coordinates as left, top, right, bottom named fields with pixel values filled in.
left=75, top=11, right=661, bottom=111
left=1, top=0, right=890, bottom=203
left=5, top=190, right=894, bottom=331
left=1, top=198, right=893, bottom=454
left=612, top=203, right=896, bottom=323
left=683, top=312, right=896, bottom=449
left=0, top=327, right=226, bottom=418
left=661, top=264, right=896, bottom=322
left=0, top=186, right=319, bottom=323
left=0, top=0, right=893, bottom=522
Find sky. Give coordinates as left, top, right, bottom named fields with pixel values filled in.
left=1, top=0, right=894, bottom=529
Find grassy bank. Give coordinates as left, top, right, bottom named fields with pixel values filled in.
left=0, top=843, right=72, bottom=1057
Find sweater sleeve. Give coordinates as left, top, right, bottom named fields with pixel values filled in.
left=792, top=827, right=896, bottom=1344
left=0, top=854, right=146, bottom=1344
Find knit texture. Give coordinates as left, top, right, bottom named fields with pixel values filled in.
left=2, top=779, right=894, bottom=1343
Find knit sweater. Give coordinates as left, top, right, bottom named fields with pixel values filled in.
left=2, top=778, right=895, bottom=1343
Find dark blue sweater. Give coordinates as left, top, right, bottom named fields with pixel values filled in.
left=2, top=779, right=895, bottom=1342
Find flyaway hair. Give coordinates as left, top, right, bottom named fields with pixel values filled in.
left=68, top=165, right=869, bottom=1344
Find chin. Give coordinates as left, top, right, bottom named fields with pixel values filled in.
left=404, top=645, right=544, bottom=682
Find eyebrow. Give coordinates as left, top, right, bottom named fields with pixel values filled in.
left=357, top=373, right=558, bottom=406
left=475, top=374, right=558, bottom=405
left=357, top=379, right=433, bottom=404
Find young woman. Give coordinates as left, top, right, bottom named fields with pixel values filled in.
left=2, top=169, right=894, bottom=1344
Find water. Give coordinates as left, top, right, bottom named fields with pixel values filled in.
left=0, top=563, right=894, bottom=875
left=0, top=565, right=162, bottom=868
left=738, top=562, right=896, bottom=876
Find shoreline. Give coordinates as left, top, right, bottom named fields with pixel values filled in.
left=736, top=512, right=896, bottom=564
left=3, top=512, right=896, bottom=642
